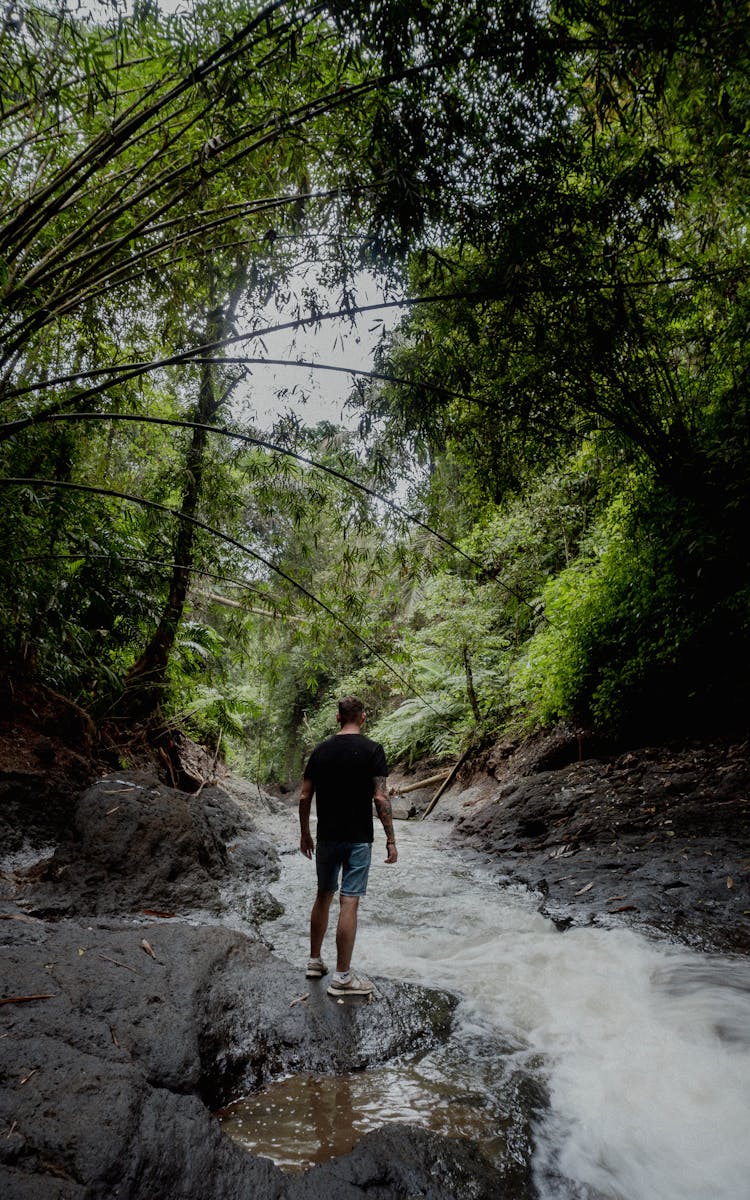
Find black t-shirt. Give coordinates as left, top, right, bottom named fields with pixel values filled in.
left=303, top=733, right=388, bottom=843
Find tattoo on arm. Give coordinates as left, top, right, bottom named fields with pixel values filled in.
left=374, top=780, right=395, bottom=842
left=299, top=779, right=314, bottom=835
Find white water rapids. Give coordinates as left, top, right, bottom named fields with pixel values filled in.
left=225, top=813, right=750, bottom=1199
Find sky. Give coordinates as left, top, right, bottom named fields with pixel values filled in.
left=232, top=272, right=395, bottom=433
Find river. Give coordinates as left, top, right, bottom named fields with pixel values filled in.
left=219, top=813, right=750, bottom=1199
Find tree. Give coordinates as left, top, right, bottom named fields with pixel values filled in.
left=347, top=1, right=750, bottom=736
left=120, top=260, right=247, bottom=715
left=0, top=0, right=439, bottom=711
left=3, top=0, right=749, bottom=747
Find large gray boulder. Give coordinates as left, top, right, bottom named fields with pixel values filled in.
left=10, top=771, right=278, bottom=918
left=285, top=1123, right=520, bottom=1199
left=0, top=916, right=458, bottom=1200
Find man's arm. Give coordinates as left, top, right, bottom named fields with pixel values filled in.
left=374, top=776, right=398, bottom=864
left=299, top=777, right=315, bottom=859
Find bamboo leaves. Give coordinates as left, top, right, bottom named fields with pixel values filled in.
left=0, top=0, right=375, bottom=396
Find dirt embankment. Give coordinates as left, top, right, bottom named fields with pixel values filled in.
left=424, top=727, right=750, bottom=953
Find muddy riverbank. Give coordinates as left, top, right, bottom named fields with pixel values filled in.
left=407, top=727, right=750, bottom=953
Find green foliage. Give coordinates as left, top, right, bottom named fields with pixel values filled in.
left=511, top=474, right=750, bottom=736
left=338, top=0, right=750, bottom=750
left=2, top=0, right=750, bottom=767
left=0, top=0, right=458, bottom=718
left=300, top=662, right=398, bottom=752
left=370, top=681, right=472, bottom=765
left=179, top=683, right=263, bottom=750
left=511, top=494, right=674, bottom=729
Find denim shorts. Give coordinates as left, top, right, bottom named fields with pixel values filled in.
left=316, top=840, right=372, bottom=897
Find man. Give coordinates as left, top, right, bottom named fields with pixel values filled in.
left=299, top=695, right=397, bottom=997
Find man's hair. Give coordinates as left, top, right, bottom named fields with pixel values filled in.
left=338, top=695, right=365, bottom=723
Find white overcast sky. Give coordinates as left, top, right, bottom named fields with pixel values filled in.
left=233, top=272, right=394, bottom=433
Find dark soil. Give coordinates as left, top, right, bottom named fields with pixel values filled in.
left=0, top=681, right=102, bottom=853
left=449, top=727, right=750, bottom=953
left=6, top=771, right=280, bottom=922
left=0, top=676, right=230, bottom=853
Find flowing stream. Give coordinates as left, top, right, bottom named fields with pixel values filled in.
left=219, top=813, right=750, bottom=1199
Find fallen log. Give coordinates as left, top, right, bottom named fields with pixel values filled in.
left=421, top=747, right=474, bottom=820
left=394, top=772, right=450, bottom=796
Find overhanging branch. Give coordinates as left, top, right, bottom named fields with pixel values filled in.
left=4, top=354, right=470, bottom=404
left=10, top=551, right=289, bottom=611
left=1, top=289, right=485, bottom=410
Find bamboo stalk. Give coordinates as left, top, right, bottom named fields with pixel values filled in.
left=199, top=591, right=304, bottom=621
left=421, top=747, right=473, bottom=820
left=395, top=772, right=450, bottom=796
left=0, top=0, right=294, bottom=254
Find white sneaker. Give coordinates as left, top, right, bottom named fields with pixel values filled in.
left=327, top=972, right=373, bottom=996
left=305, top=956, right=328, bottom=978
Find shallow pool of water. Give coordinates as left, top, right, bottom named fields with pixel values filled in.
left=217, top=1049, right=516, bottom=1172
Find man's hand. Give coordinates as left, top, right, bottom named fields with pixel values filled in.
left=384, top=841, right=398, bottom=864
left=300, top=832, right=314, bottom=859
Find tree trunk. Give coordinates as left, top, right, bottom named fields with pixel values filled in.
left=463, top=643, right=481, bottom=725
left=121, top=269, right=244, bottom=718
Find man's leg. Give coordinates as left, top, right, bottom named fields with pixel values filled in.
left=335, top=894, right=359, bottom=974
left=310, top=890, right=334, bottom=958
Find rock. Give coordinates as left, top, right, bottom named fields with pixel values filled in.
left=10, top=771, right=279, bottom=918
left=0, top=1038, right=280, bottom=1200
left=219, top=775, right=289, bottom=818
left=485, top=725, right=608, bottom=780
left=515, top=815, right=548, bottom=839
left=453, top=733, right=750, bottom=950
left=0, top=735, right=539, bottom=1200
left=197, top=936, right=457, bottom=1109
left=0, top=770, right=80, bottom=856
left=0, top=917, right=457, bottom=1200
left=283, top=1123, right=524, bottom=1199
left=242, top=888, right=285, bottom=928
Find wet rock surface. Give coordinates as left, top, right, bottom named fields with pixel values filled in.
left=1, top=768, right=506, bottom=1200
left=0, top=917, right=459, bottom=1199
left=283, top=1123, right=527, bottom=1199
left=452, top=731, right=750, bottom=952
left=1, top=1034, right=279, bottom=1200
left=4, top=771, right=279, bottom=919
